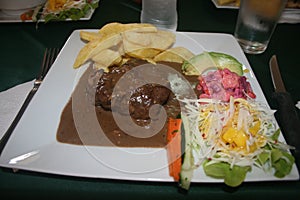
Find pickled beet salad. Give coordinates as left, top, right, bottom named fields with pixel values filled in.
left=197, top=68, right=256, bottom=102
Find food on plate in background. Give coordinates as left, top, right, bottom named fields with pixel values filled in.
left=19, top=0, right=99, bottom=22
left=217, top=0, right=300, bottom=8
left=247, top=0, right=287, bottom=19
left=42, top=0, right=99, bottom=22
left=286, top=0, right=300, bottom=8
left=47, top=0, right=67, bottom=11
left=0, top=0, right=46, bottom=13
left=45, top=0, right=96, bottom=12
left=218, top=0, right=240, bottom=6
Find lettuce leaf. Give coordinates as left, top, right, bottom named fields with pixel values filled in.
left=203, top=160, right=251, bottom=187
left=271, top=149, right=295, bottom=178
left=43, top=1, right=99, bottom=23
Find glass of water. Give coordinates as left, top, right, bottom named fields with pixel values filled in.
left=234, top=0, right=287, bottom=54
left=140, top=0, right=177, bottom=31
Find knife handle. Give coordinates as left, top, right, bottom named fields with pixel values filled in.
left=272, top=91, right=300, bottom=168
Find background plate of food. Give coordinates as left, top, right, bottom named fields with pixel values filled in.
left=0, top=0, right=99, bottom=23
left=211, top=0, right=300, bottom=23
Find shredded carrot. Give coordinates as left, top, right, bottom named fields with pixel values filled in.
left=167, top=118, right=182, bottom=181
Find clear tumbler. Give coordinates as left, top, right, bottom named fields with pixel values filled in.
left=234, top=0, right=287, bottom=54
left=140, top=0, right=178, bottom=31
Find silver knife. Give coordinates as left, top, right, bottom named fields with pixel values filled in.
left=269, top=55, right=300, bottom=169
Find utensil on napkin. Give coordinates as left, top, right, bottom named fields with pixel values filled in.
left=0, top=48, right=59, bottom=156
left=269, top=55, right=300, bottom=170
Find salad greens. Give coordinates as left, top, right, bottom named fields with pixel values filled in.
left=271, top=148, right=295, bottom=178
left=203, top=160, right=251, bottom=187
left=32, top=0, right=99, bottom=23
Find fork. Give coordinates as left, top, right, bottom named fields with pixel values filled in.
left=0, top=48, right=60, bottom=156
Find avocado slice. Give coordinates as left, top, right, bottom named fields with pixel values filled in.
left=182, top=51, right=243, bottom=76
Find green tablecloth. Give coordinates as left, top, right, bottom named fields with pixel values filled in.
left=1, top=0, right=300, bottom=199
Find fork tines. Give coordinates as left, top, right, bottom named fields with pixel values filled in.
left=39, top=48, right=60, bottom=80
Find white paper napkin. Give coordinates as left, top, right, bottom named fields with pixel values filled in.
left=0, top=80, right=34, bottom=140
left=296, top=101, right=300, bottom=110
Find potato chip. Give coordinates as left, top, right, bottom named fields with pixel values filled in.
left=92, top=23, right=157, bottom=45
left=126, top=48, right=162, bottom=60
left=153, top=46, right=195, bottom=63
left=98, top=22, right=157, bottom=38
left=79, top=31, right=101, bottom=42
left=73, top=33, right=122, bottom=68
left=122, top=30, right=176, bottom=58
left=92, top=49, right=122, bottom=72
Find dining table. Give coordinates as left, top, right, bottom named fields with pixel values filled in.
left=1, top=0, right=300, bottom=199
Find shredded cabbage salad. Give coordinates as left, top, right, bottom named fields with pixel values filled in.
left=179, top=97, right=295, bottom=188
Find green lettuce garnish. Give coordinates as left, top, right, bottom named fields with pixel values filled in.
left=271, top=148, right=295, bottom=178
left=43, top=1, right=99, bottom=23
left=203, top=160, right=251, bottom=187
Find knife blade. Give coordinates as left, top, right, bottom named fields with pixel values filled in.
left=269, top=55, right=300, bottom=169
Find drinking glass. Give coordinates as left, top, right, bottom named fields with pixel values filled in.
left=140, top=0, right=178, bottom=31
left=234, top=0, right=287, bottom=54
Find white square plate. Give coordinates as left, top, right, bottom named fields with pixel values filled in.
left=0, top=30, right=298, bottom=183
